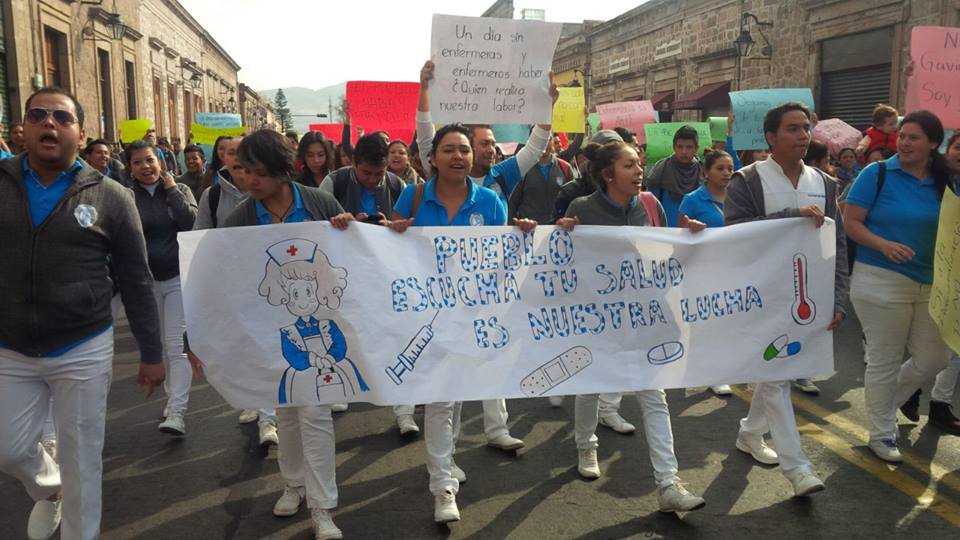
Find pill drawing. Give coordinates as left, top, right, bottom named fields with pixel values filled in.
left=791, top=253, right=816, bottom=326
left=386, top=310, right=440, bottom=385
left=520, top=346, right=593, bottom=397
left=647, top=341, right=685, bottom=366
left=763, top=334, right=802, bottom=361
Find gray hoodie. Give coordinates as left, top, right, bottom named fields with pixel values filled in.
left=193, top=170, right=247, bottom=230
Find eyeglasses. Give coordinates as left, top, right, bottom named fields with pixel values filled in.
left=26, top=107, right=78, bottom=126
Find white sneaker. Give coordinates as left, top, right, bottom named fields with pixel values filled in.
left=599, top=413, right=636, bottom=434
left=792, top=378, right=820, bottom=394
left=487, top=433, right=525, bottom=451
left=259, top=421, right=279, bottom=447
left=238, top=409, right=259, bottom=424
left=331, top=403, right=348, bottom=413
left=869, top=438, right=903, bottom=463
left=397, top=414, right=420, bottom=436
left=312, top=508, right=343, bottom=540
left=434, top=489, right=460, bottom=523
left=577, top=448, right=600, bottom=479
left=451, top=460, right=467, bottom=483
left=27, top=499, right=61, bottom=540
left=158, top=414, right=186, bottom=436
left=41, top=439, right=57, bottom=463
left=272, top=486, right=304, bottom=517
left=657, top=483, right=706, bottom=512
left=789, top=472, right=826, bottom=497
left=735, top=433, right=779, bottom=465
left=710, top=385, right=733, bottom=396
left=548, top=395, right=564, bottom=407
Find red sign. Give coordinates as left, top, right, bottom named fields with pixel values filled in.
left=346, top=81, right=419, bottom=144
left=308, top=123, right=344, bottom=144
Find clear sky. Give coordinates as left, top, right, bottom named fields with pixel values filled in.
left=178, top=0, right=644, bottom=90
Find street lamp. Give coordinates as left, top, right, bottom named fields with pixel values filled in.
left=104, top=11, right=126, bottom=40
left=734, top=12, right=773, bottom=90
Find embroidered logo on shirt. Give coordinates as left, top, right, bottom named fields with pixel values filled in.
left=556, top=176, right=564, bottom=186
left=469, top=212, right=484, bottom=226
left=74, top=204, right=98, bottom=228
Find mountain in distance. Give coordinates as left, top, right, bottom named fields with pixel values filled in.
left=258, top=82, right=346, bottom=134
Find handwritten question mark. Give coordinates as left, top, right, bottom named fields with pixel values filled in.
left=517, top=98, right=525, bottom=115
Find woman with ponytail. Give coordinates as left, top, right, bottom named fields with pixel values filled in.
left=844, top=110, right=951, bottom=463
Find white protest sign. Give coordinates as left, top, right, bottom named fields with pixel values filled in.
left=429, top=14, right=562, bottom=124
left=179, top=220, right=836, bottom=409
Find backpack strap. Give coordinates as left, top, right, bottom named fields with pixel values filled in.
left=332, top=167, right=352, bottom=205
left=639, top=192, right=661, bottom=227
left=872, top=161, right=886, bottom=207
left=409, top=183, right=426, bottom=220
left=208, top=183, right=221, bottom=228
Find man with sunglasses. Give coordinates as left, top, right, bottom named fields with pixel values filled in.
left=0, top=87, right=164, bottom=540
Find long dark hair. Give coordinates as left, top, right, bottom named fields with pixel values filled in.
left=296, top=131, right=334, bottom=187
left=901, top=110, right=948, bottom=198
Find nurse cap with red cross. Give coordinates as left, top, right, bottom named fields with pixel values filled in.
left=266, top=238, right=318, bottom=265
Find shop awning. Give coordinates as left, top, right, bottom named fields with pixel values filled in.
left=672, top=82, right=730, bottom=110
left=650, top=90, right=675, bottom=111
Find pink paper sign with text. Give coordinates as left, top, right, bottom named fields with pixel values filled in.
left=906, top=26, right=960, bottom=128
left=812, top=118, right=862, bottom=159
left=596, top=101, right=658, bottom=144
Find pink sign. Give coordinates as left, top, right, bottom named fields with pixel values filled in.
left=812, top=118, right=862, bottom=159
left=906, top=26, right=960, bottom=129
left=346, top=81, right=420, bottom=144
left=308, top=123, right=344, bottom=145
left=596, top=101, right=658, bottom=144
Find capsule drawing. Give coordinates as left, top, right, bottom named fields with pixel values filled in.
left=763, top=334, right=802, bottom=361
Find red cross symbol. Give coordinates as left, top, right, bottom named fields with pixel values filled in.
left=286, top=245, right=298, bottom=256
left=323, top=374, right=332, bottom=383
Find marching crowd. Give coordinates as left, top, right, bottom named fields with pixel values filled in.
left=0, top=53, right=959, bottom=539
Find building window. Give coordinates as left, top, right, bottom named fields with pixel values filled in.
left=167, top=82, right=178, bottom=140
left=124, top=61, right=137, bottom=119
left=97, top=49, right=114, bottom=141
left=152, top=76, right=164, bottom=135
left=43, top=27, right=68, bottom=88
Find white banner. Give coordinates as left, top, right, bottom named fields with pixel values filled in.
left=179, top=219, right=836, bottom=409
left=429, top=14, right=562, bottom=125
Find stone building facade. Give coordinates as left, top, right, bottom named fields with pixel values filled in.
left=0, top=0, right=242, bottom=143
left=239, top=82, right=279, bottom=131
left=553, top=0, right=960, bottom=129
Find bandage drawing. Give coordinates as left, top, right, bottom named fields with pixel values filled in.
left=520, top=346, right=593, bottom=397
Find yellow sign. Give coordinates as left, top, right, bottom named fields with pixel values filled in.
left=930, top=185, right=960, bottom=355
left=190, top=123, right=246, bottom=145
left=119, top=119, right=152, bottom=143
left=552, top=87, right=585, bottom=134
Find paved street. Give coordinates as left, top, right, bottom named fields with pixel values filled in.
left=3, top=311, right=960, bottom=539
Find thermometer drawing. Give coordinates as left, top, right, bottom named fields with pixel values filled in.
left=386, top=310, right=440, bottom=385
left=791, top=253, right=816, bottom=325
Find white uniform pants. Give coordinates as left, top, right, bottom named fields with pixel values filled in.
left=851, top=264, right=949, bottom=442
left=276, top=405, right=337, bottom=509
left=396, top=399, right=510, bottom=440
left=258, top=409, right=277, bottom=425
left=424, top=402, right=460, bottom=495
left=574, top=391, right=679, bottom=488
left=153, top=277, right=191, bottom=416
left=931, top=353, right=960, bottom=404
left=598, top=393, right=623, bottom=417
left=0, top=329, right=113, bottom=540
left=738, top=381, right=812, bottom=478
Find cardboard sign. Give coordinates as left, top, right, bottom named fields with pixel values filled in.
left=346, top=81, right=419, bottom=144
left=179, top=219, right=836, bottom=408
left=709, top=117, right=728, bottom=142
left=644, top=122, right=712, bottom=165
left=308, top=124, right=344, bottom=145
left=120, top=119, right=152, bottom=143
left=553, top=87, right=586, bottom=134
left=906, top=26, right=960, bottom=128
left=429, top=14, right=562, bottom=124
left=190, top=123, right=247, bottom=145
left=930, top=185, right=960, bottom=355
left=812, top=118, right=863, bottom=159
left=195, top=113, right=242, bottom=128
left=729, top=89, right=815, bottom=150
left=596, top=101, right=658, bottom=144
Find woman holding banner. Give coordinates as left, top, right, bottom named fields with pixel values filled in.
left=555, top=139, right=708, bottom=514
left=845, top=111, right=951, bottom=462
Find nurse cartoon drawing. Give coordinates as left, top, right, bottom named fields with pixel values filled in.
left=259, top=238, right=369, bottom=405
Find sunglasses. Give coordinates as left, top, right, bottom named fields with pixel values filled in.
left=26, top=107, right=77, bottom=126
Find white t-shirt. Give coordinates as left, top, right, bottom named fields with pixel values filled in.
left=756, top=158, right=826, bottom=217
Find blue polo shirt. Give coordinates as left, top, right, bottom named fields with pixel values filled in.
left=23, top=158, right=83, bottom=227
left=359, top=189, right=377, bottom=216
left=678, top=184, right=724, bottom=228
left=256, top=182, right=311, bottom=225
left=846, top=156, right=941, bottom=284
left=485, top=156, right=525, bottom=203
left=394, top=177, right=506, bottom=227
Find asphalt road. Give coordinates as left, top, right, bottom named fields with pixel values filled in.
left=2, top=311, right=960, bottom=539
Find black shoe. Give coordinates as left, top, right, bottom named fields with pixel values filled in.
left=900, top=389, right=921, bottom=422
left=929, top=401, right=960, bottom=435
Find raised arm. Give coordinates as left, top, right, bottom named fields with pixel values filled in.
left=416, top=60, right=436, bottom=177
